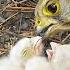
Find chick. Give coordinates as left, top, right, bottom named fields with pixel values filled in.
left=25, top=56, right=52, bottom=70
left=1, top=36, right=70, bottom=70
left=25, top=42, right=70, bottom=70
left=0, top=36, right=43, bottom=70
left=50, top=42, right=70, bottom=70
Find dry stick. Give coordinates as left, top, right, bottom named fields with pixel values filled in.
left=12, top=0, right=27, bottom=4
left=29, top=0, right=37, bottom=6
left=5, top=10, right=34, bottom=12
left=0, top=12, right=19, bottom=29
left=0, top=4, right=11, bottom=14
left=0, top=48, right=7, bottom=52
left=6, top=7, right=35, bottom=11
left=0, top=6, right=34, bottom=13
left=61, top=34, right=70, bottom=44
left=5, top=7, right=35, bottom=12
left=27, top=1, right=36, bottom=8
left=12, top=0, right=27, bottom=7
left=30, top=19, right=35, bottom=23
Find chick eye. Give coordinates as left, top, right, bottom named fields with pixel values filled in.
left=43, top=1, right=60, bottom=16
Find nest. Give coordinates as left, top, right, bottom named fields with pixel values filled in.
left=0, top=0, right=70, bottom=56
left=0, top=0, right=38, bottom=56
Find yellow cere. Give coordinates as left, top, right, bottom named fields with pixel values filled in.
left=35, top=16, right=42, bottom=26
left=43, top=0, right=61, bottom=16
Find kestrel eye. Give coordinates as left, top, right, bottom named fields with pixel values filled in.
left=43, top=1, right=61, bottom=16
left=48, top=3, right=57, bottom=13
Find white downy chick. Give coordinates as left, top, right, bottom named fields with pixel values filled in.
left=0, top=36, right=43, bottom=70
left=25, top=42, right=70, bottom=70
left=1, top=36, right=70, bottom=70
left=50, top=42, right=70, bottom=70
left=25, top=56, right=52, bottom=70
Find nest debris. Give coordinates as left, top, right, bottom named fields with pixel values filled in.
left=0, top=0, right=70, bottom=56
left=0, top=0, right=38, bottom=56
